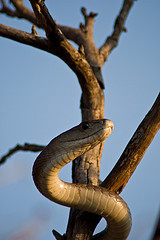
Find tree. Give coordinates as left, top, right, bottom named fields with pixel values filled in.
left=0, top=1, right=160, bottom=240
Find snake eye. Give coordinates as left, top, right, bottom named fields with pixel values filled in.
left=82, top=122, right=89, bottom=130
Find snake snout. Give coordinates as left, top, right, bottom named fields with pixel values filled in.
left=104, top=119, right=114, bottom=132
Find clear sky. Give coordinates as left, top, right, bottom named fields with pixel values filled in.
left=0, top=1, right=160, bottom=240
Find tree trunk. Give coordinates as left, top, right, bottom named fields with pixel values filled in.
left=66, top=84, right=105, bottom=240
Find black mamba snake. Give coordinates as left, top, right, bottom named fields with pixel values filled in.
left=33, top=119, right=132, bottom=239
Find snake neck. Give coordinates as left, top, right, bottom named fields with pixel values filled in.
left=32, top=146, right=78, bottom=205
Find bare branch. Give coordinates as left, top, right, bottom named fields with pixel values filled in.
left=29, top=0, right=58, bottom=34
left=0, top=23, right=56, bottom=53
left=0, top=0, right=18, bottom=17
left=80, top=6, right=98, bottom=38
left=0, top=6, right=17, bottom=17
left=101, top=92, right=160, bottom=192
left=99, top=0, right=134, bottom=64
left=0, top=143, right=44, bottom=165
left=59, top=8, right=105, bottom=89
left=0, top=0, right=40, bottom=27
left=78, top=7, right=105, bottom=89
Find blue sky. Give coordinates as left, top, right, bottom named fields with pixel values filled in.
left=0, top=1, right=160, bottom=240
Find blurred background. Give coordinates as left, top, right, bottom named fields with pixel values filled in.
left=0, top=0, right=160, bottom=239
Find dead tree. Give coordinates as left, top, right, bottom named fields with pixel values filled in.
left=0, top=1, right=160, bottom=239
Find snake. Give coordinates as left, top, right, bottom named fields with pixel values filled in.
left=32, top=119, right=132, bottom=239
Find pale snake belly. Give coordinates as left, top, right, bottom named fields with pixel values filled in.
left=32, top=119, right=132, bottom=239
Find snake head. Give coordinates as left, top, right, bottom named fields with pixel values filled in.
left=57, top=119, right=114, bottom=155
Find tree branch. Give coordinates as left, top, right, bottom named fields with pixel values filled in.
left=80, top=7, right=98, bottom=40
left=101, top=92, right=160, bottom=192
left=79, top=7, right=105, bottom=89
left=0, top=23, right=55, bottom=51
left=0, top=143, right=45, bottom=165
left=99, top=0, right=134, bottom=64
left=0, top=0, right=40, bottom=27
left=57, top=7, right=105, bottom=89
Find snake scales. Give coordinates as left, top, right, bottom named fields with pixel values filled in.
left=33, top=119, right=132, bottom=239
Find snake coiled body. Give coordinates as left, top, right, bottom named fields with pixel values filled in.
left=33, top=119, right=132, bottom=239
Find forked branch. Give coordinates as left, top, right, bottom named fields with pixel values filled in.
left=0, top=0, right=135, bottom=90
